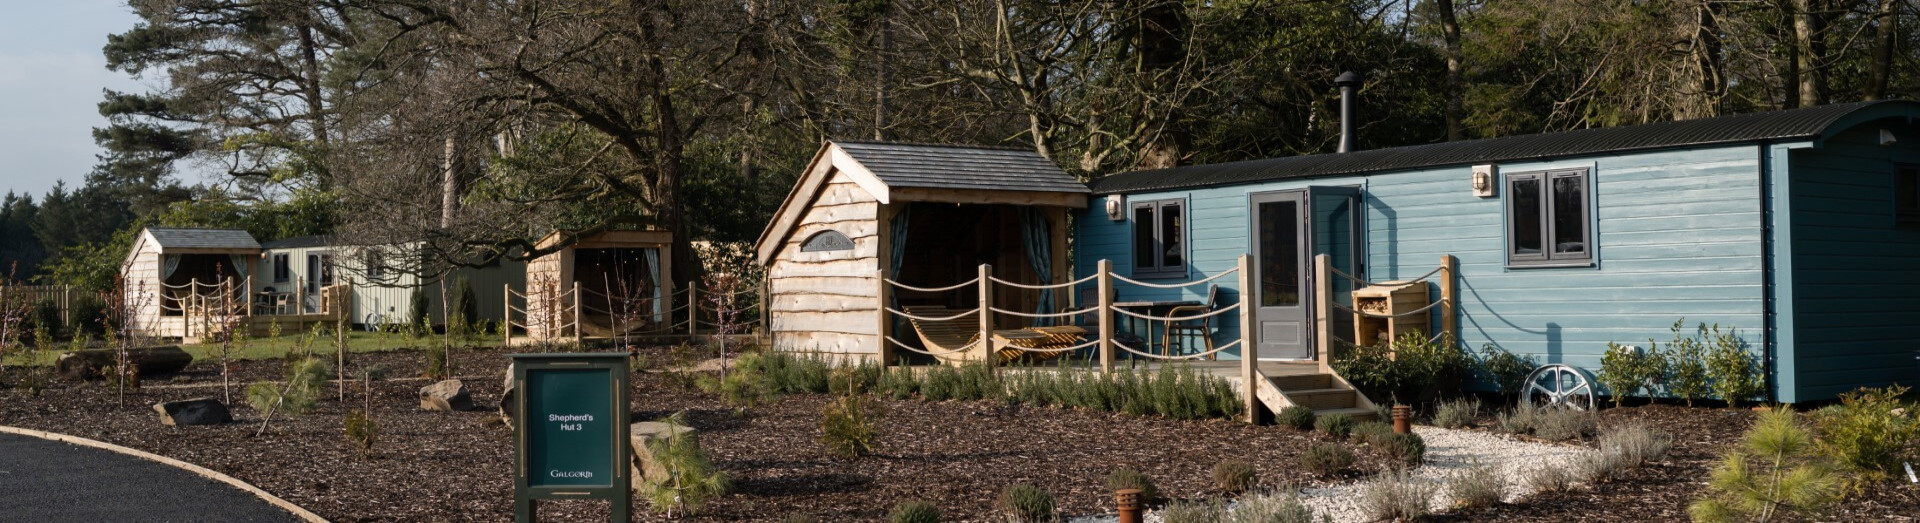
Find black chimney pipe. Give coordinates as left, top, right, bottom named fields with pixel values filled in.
left=1336, top=71, right=1362, bottom=153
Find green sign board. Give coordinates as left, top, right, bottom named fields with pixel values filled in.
left=511, top=353, right=631, bottom=522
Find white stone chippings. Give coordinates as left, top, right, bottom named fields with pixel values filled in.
left=1066, top=425, right=1591, bottom=523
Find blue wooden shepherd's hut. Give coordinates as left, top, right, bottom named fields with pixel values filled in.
left=1077, top=100, right=1920, bottom=404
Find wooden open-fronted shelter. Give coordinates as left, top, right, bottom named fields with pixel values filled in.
left=121, top=227, right=266, bottom=338
left=520, top=229, right=673, bottom=341
left=755, top=141, right=1089, bottom=362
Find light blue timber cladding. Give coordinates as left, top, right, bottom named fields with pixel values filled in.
left=1787, top=123, right=1920, bottom=402
left=1076, top=145, right=1771, bottom=383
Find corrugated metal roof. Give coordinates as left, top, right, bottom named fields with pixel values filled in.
left=259, top=235, right=331, bottom=250
left=146, top=228, right=261, bottom=250
left=835, top=141, right=1089, bottom=194
left=1091, top=100, right=1919, bottom=194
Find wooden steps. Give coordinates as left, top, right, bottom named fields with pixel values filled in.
left=1252, top=367, right=1378, bottom=422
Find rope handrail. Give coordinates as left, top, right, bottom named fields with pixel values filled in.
left=986, top=306, right=1096, bottom=319
left=884, top=278, right=980, bottom=293
left=1110, top=268, right=1237, bottom=289
left=1003, top=337, right=1103, bottom=354
left=1328, top=265, right=1444, bottom=288
left=1332, top=298, right=1447, bottom=318
left=884, top=307, right=980, bottom=322
left=1112, top=339, right=1243, bottom=361
left=884, top=335, right=981, bottom=356
left=987, top=273, right=1098, bottom=290
left=1110, top=302, right=1242, bottom=322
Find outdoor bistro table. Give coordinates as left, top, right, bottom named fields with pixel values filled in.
left=1111, top=300, right=1200, bottom=357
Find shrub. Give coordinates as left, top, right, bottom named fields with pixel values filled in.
left=1302, top=443, right=1355, bottom=476
left=1350, top=420, right=1395, bottom=446
left=1664, top=320, right=1710, bottom=407
left=1524, top=465, right=1578, bottom=493
left=28, top=298, right=62, bottom=339
left=343, top=411, right=378, bottom=457
left=1435, top=397, right=1480, bottom=429
left=1275, top=405, right=1317, bottom=431
left=1379, top=432, right=1427, bottom=466
left=1333, top=331, right=1471, bottom=406
left=995, top=484, right=1055, bottom=523
left=1358, top=469, right=1435, bottom=521
left=1315, top=412, right=1355, bottom=437
left=449, top=276, right=478, bottom=336
left=1496, top=403, right=1539, bottom=434
left=69, top=293, right=106, bottom=336
left=1598, top=342, right=1665, bottom=407
left=1702, top=324, right=1762, bottom=406
left=820, top=394, right=879, bottom=458
left=888, top=500, right=939, bottom=523
left=1809, top=385, right=1920, bottom=485
left=1210, top=459, right=1257, bottom=494
left=1159, top=499, right=1225, bottom=523
left=875, top=363, right=919, bottom=400
left=1689, top=408, right=1841, bottom=522
left=245, top=357, right=330, bottom=416
left=1447, top=458, right=1504, bottom=509
left=1223, top=491, right=1320, bottom=523
left=1105, top=468, right=1159, bottom=504
left=408, top=287, right=430, bottom=336
left=1478, top=345, right=1536, bottom=398
left=1533, top=408, right=1598, bottom=442
left=1597, top=423, right=1673, bottom=470
left=1575, top=449, right=1629, bottom=484
left=424, top=344, right=448, bottom=380
left=638, top=413, right=732, bottom=516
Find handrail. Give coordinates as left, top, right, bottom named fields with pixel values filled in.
left=1110, top=302, right=1242, bottom=322
left=1331, top=298, right=1445, bottom=319
left=987, top=273, right=1098, bottom=290
left=1328, top=264, right=1444, bottom=288
left=1111, top=339, right=1243, bottom=361
left=1110, top=267, right=1237, bottom=288
left=884, top=277, right=980, bottom=293
left=1002, top=337, right=1103, bottom=354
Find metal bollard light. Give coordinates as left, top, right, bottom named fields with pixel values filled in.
left=1392, top=404, right=1413, bottom=434
left=1115, top=488, right=1143, bottom=523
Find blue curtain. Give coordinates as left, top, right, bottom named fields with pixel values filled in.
left=229, top=254, right=250, bottom=278
left=161, top=254, right=182, bottom=280
left=888, top=205, right=912, bottom=336
left=1018, top=208, right=1054, bottom=326
left=642, top=248, right=662, bottom=322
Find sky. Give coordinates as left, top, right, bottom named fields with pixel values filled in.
left=0, top=1, right=149, bottom=197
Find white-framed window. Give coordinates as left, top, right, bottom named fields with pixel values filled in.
left=1130, top=198, right=1186, bottom=277
left=272, top=253, right=290, bottom=283
left=1506, top=168, right=1593, bottom=267
left=364, top=250, right=386, bottom=279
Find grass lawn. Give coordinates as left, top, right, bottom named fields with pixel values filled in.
left=2, top=331, right=482, bottom=366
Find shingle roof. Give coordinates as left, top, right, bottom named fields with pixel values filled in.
left=1091, top=100, right=1920, bottom=194
left=260, top=235, right=332, bottom=250
left=146, top=228, right=261, bottom=250
left=835, top=141, right=1088, bottom=194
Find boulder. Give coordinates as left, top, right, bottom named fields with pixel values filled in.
left=629, top=421, right=697, bottom=484
left=419, top=379, right=473, bottom=412
left=57, top=346, right=193, bottom=381
left=152, top=398, right=232, bottom=426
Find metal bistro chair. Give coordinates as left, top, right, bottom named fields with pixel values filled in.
left=1162, top=284, right=1218, bottom=358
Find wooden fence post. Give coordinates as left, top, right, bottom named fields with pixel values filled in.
left=572, top=281, right=584, bottom=345
left=1097, top=259, right=1115, bottom=373
left=1237, top=254, right=1259, bottom=424
left=503, top=283, right=513, bottom=347
left=977, top=264, right=994, bottom=370
left=1440, top=255, right=1457, bottom=348
left=759, top=278, right=770, bottom=342
left=1315, top=254, right=1333, bottom=374
left=876, top=268, right=891, bottom=368
left=687, top=282, right=699, bottom=336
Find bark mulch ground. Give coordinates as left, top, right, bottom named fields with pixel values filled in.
left=0, top=345, right=1400, bottom=522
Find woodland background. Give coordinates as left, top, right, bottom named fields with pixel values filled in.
left=1, top=0, right=1914, bottom=287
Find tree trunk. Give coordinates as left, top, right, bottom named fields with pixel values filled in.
left=1792, top=0, right=1827, bottom=107
left=1130, top=1, right=1190, bottom=169
left=1865, top=0, right=1899, bottom=100
left=875, top=15, right=893, bottom=141
left=441, top=136, right=461, bottom=229
left=296, top=24, right=329, bottom=150
left=1437, top=0, right=1465, bottom=141
left=1683, top=0, right=1726, bottom=119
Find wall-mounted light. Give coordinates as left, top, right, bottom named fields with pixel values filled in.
left=1105, top=195, right=1125, bottom=221
left=1882, top=129, right=1898, bottom=146
left=1472, top=164, right=1497, bottom=198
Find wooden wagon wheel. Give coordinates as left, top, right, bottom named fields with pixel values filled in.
left=1522, top=364, right=1598, bottom=411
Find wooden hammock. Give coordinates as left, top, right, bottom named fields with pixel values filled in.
left=903, top=306, right=1087, bottom=364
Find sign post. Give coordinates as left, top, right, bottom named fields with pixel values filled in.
left=510, top=353, right=632, bottom=522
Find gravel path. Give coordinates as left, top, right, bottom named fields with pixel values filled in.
left=1297, top=425, right=1590, bottom=522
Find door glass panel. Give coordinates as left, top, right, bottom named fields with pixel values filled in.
left=1160, top=204, right=1184, bottom=268
left=1510, top=177, right=1543, bottom=255
left=1132, top=205, right=1155, bottom=268
left=1259, top=200, right=1300, bottom=307
left=1551, top=174, right=1586, bottom=254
